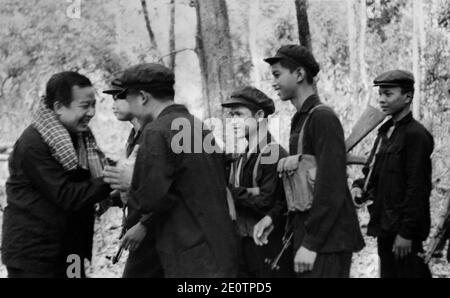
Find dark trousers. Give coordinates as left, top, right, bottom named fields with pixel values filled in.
left=292, top=213, right=352, bottom=278
left=122, top=233, right=164, bottom=278
left=296, top=252, right=352, bottom=278
left=377, top=236, right=431, bottom=278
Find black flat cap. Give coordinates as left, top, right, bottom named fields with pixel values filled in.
left=222, top=86, right=275, bottom=116
left=373, top=70, right=415, bottom=88
left=102, top=78, right=124, bottom=95
left=264, top=44, right=320, bottom=77
left=111, top=63, right=175, bottom=99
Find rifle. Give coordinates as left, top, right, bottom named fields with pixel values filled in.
left=345, top=105, right=386, bottom=165
left=345, top=105, right=386, bottom=153
left=265, top=231, right=294, bottom=271
left=423, top=205, right=450, bottom=264
left=112, top=203, right=127, bottom=265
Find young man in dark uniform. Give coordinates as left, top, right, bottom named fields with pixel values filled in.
left=352, top=70, right=434, bottom=278
left=104, top=63, right=238, bottom=277
left=103, top=77, right=163, bottom=278
left=222, top=86, right=293, bottom=277
left=255, top=45, right=365, bottom=278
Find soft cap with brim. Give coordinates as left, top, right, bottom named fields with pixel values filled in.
left=264, top=44, right=320, bottom=77
left=222, top=86, right=275, bottom=116
left=373, top=70, right=415, bottom=87
left=102, top=79, right=124, bottom=95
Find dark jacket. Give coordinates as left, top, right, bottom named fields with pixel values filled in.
left=354, top=112, right=434, bottom=241
left=288, top=95, right=365, bottom=253
left=128, top=104, right=238, bottom=278
left=228, top=134, right=288, bottom=236
left=2, top=126, right=111, bottom=273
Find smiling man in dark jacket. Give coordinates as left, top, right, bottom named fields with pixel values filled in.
left=256, top=45, right=365, bottom=278
left=1, top=72, right=111, bottom=278
left=222, top=86, right=293, bottom=277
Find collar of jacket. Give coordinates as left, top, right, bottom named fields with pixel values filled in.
left=379, top=112, right=413, bottom=133
left=291, top=94, right=321, bottom=126
left=158, top=104, right=189, bottom=119
left=245, top=132, right=273, bottom=157
left=299, top=94, right=321, bottom=114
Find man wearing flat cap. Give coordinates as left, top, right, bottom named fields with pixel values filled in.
left=103, top=63, right=238, bottom=277
left=103, top=76, right=164, bottom=278
left=352, top=69, right=434, bottom=278
left=255, top=45, right=364, bottom=278
left=222, top=86, right=293, bottom=277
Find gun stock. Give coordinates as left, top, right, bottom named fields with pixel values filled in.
left=345, top=105, right=386, bottom=152
left=347, top=154, right=367, bottom=165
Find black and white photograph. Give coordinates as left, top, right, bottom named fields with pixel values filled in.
left=0, top=0, right=449, bottom=283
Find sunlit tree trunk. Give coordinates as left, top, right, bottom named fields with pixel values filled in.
left=412, top=0, right=425, bottom=119
left=169, top=0, right=176, bottom=71
left=194, top=0, right=235, bottom=119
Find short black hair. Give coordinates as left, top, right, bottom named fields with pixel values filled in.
left=129, top=86, right=175, bottom=101
left=226, top=103, right=268, bottom=118
left=278, top=59, right=315, bottom=85
left=400, top=85, right=415, bottom=97
left=44, top=71, right=92, bottom=109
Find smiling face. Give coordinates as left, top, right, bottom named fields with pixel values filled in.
left=226, top=105, right=264, bottom=138
left=378, top=86, right=412, bottom=116
left=270, top=62, right=300, bottom=101
left=55, top=85, right=96, bottom=133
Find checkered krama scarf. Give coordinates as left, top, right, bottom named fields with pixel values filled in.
left=32, top=98, right=104, bottom=177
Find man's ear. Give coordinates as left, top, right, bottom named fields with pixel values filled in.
left=53, top=101, right=64, bottom=116
left=295, top=67, right=306, bottom=84
left=139, top=91, right=151, bottom=105
left=254, top=109, right=265, bottom=121
left=405, top=91, right=414, bottom=104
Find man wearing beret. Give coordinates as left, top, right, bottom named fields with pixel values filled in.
left=222, top=86, right=293, bottom=277
left=256, top=45, right=364, bottom=278
left=103, top=63, right=238, bottom=277
left=103, top=78, right=164, bottom=278
left=352, top=70, right=434, bottom=278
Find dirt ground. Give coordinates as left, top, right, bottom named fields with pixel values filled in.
left=1, top=204, right=448, bottom=278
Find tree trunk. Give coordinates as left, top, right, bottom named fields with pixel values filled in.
left=194, top=0, right=235, bottom=119
left=294, top=0, right=317, bottom=92
left=140, top=0, right=158, bottom=51
left=248, top=0, right=262, bottom=88
left=347, top=0, right=367, bottom=105
left=168, top=0, right=176, bottom=71
left=412, top=0, right=424, bottom=119
left=295, top=0, right=312, bottom=52
left=359, top=0, right=368, bottom=105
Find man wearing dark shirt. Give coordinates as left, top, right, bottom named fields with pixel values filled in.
left=2, top=72, right=112, bottom=278
left=222, top=86, right=293, bottom=277
left=255, top=45, right=364, bottom=278
left=103, top=63, right=238, bottom=277
left=103, top=79, right=163, bottom=278
left=352, top=70, right=434, bottom=278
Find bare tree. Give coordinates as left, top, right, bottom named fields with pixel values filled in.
left=412, top=0, right=425, bottom=119
left=248, top=0, right=262, bottom=88
left=194, top=0, right=235, bottom=118
left=295, top=0, right=312, bottom=52
left=140, top=0, right=159, bottom=50
left=168, top=0, right=176, bottom=71
left=347, top=0, right=368, bottom=105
